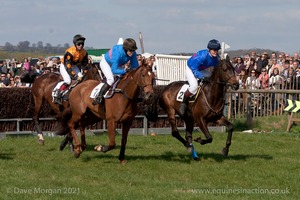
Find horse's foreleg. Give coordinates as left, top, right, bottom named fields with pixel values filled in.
left=184, top=115, right=194, bottom=152
left=99, top=120, right=116, bottom=153
left=68, top=117, right=82, bottom=158
left=217, top=116, right=233, bottom=157
left=79, top=123, right=87, bottom=151
left=33, top=96, right=44, bottom=145
left=194, top=119, right=213, bottom=145
left=118, top=120, right=133, bottom=163
left=168, top=111, right=186, bottom=147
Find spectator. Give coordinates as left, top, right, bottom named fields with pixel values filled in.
left=22, top=57, right=31, bottom=73
left=234, top=57, right=246, bottom=74
left=280, top=60, right=290, bottom=81
left=237, top=68, right=248, bottom=89
left=247, top=57, right=256, bottom=76
left=268, top=58, right=282, bottom=76
left=258, top=68, right=270, bottom=89
left=0, top=73, right=9, bottom=87
left=256, top=52, right=268, bottom=73
left=285, top=67, right=299, bottom=90
left=269, top=68, right=283, bottom=90
left=246, top=70, right=260, bottom=90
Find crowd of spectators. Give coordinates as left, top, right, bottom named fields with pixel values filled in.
left=234, top=51, right=300, bottom=90
left=0, top=56, right=62, bottom=88
left=1, top=51, right=300, bottom=90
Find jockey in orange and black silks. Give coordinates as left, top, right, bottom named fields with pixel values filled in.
left=58, top=34, right=89, bottom=94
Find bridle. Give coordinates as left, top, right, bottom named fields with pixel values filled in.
left=118, top=66, right=154, bottom=100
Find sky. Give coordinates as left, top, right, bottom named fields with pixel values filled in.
left=1, top=0, right=300, bottom=55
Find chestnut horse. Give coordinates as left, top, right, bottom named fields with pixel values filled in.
left=31, top=64, right=101, bottom=145
left=60, top=62, right=155, bottom=162
left=146, top=57, right=239, bottom=160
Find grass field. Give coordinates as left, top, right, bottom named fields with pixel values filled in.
left=0, top=131, right=299, bottom=200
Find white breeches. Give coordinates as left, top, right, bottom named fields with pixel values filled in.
left=59, top=63, right=80, bottom=85
left=100, top=57, right=114, bottom=86
left=185, top=66, right=211, bottom=95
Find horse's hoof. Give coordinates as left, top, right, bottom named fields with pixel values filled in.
left=186, top=146, right=192, bottom=153
left=74, top=151, right=81, bottom=158
left=38, top=139, right=44, bottom=145
left=94, top=144, right=103, bottom=152
left=120, top=160, right=127, bottom=165
left=193, top=157, right=200, bottom=161
left=221, top=148, right=229, bottom=157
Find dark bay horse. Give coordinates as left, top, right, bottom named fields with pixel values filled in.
left=146, top=57, right=239, bottom=160
left=31, top=64, right=101, bottom=145
left=60, top=61, right=155, bottom=163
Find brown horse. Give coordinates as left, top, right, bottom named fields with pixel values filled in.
left=31, top=64, right=101, bottom=145
left=60, top=61, right=155, bottom=162
left=146, top=57, right=239, bottom=160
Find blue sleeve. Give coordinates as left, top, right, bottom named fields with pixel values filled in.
left=187, top=51, right=206, bottom=79
left=130, top=52, right=139, bottom=69
left=110, top=47, right=127, bottom=75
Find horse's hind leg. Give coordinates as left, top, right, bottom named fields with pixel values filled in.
left=167, top=109, right=187, bottom=147
left=217, top=116, right=233, bottom=156
left=79, top=123, right=87, bottom=151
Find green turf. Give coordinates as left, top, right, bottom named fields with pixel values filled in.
left=0, top=132, right=299, bottom=200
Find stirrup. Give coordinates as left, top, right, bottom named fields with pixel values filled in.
left=54, top=97, right=63, bottom=105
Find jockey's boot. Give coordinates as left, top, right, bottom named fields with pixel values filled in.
left=54, top=83, right=68, bottom=105
left=92, top=83, right=110, bottom=105
left=179, top=89, right=193, bottom=115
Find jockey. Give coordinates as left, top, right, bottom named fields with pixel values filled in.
left=92, top=38, right=139, bottom=105
left=179, top=39, right=221, bottom=115
left=54, top=34, right=89, bottom=104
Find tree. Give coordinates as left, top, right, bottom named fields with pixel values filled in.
left=4, top=42, right=14, bottom=52
left=17, top=41, right=30, bottom=52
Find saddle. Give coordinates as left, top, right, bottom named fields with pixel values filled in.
left=90, top=76, right=121, bottom=99
left=52, top=79, right=80, bottom=101
left=176, top=80, right=206, bottom=103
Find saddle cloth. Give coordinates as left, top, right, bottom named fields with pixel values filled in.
left=90, top=78, right=120, bottom=99
left=176, top=84, right=199, bottom=102
left=52, top=81, right=64, bottom=97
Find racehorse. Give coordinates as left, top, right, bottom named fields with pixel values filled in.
left=58, top=59, right=155, bottom=163
left=30, top=64, right=101, bottom=145
left=146, top=57, right=239, bottom=160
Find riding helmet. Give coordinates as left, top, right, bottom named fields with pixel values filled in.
left=207, top=39, right=221, bottom=50
left=73, top=34, right=86, bottom=45
left=123, top=38, right=138, bottom=51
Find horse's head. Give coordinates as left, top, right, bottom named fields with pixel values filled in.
left=213, top=56, right=239, bottom=90
left=83, top=63, right=102, bottom=81
left=132, top=58, right=155, bottom=100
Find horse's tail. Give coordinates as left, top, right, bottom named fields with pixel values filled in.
left=20, top=72, right=40, bottom=83
left=55, top=107, right=72, bottom=136
left=144, top=91, right=160, bottom=122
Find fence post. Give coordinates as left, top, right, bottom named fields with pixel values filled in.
left=246, top=93, right=253, bottom=126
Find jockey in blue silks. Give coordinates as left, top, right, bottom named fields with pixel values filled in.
left=179, top=39, right=221, bottom=115
left=93, top=38, right=139, bottom=105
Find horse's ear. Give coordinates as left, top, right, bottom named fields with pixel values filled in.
left=224, top=53, right=230, bottom=62
left=221, top=53, right=230, bottom=61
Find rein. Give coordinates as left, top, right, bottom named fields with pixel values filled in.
left=197, top=84, right=225, bottom=115
left=194, top=64, right=235, bottom=114
left=118, top=67, right=149, bottom=101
